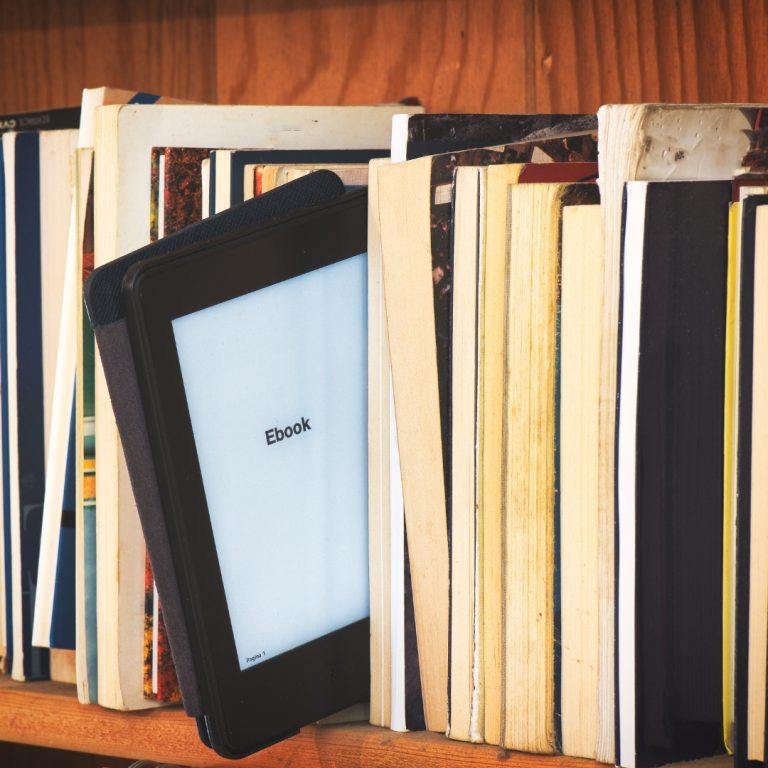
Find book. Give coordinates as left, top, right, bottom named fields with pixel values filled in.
left=722, top=198, right=741, bottom=755
left=49, top=405, right=76, bottom=653
left=367, top=157, right=392, bottom=729
left=212, top=149, right=386, bottom=211
left=91, top=102, right=420, bottom=711
left=450, top=168, right=598, bottom=748
left=260, top=164, right=368, bottom=192
left=0, top=106, right=81, bottom=677
left=0, top=136, right=6, bottom=672
left=31, top=168, right=80, bottom=655
left=447, top=188, right=608, bottom=752
left=379, top=134, right=597, bottom=733
left=598, top=104, right=768, bottom=763
left=721, top=181, right=768, bottom=752
left=379, top=140, right=597, bottom=735
left=3, top=126, right=78, bottom=680
left=0, top=106, right=80, bottom=136
left=162, top=147, right=210, bottom=237
left=447, top=165, right=484, bottom=743
left=144, top=145, right=211, bottom=704
left=451, top=159, right=595, bottom=748
left=380, top=115, right=596, bottom=734
left=478, top=161, right=528, bottom=745
left=733, top=195, right=768, bottom=767
left=558, top=203, right=604, bottom=759
left=72, top=90, right=184, bottom=705
left=500, top=182, right=598, bottom=753
left=378, top=158, right=449, bottom=732
left=392, top=112, right=597, bottom=160
left=367, top=156, right=425, bottom=733
left=75, top=147, right=98, bottom=703
left=616, top=179, right=729, bottom=768
left=16, top=88, right=181, bottom=699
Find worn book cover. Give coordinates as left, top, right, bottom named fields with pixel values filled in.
left=380, top=129, right=597, bottom=733
left=616, top=180, right=729, bottom=768
left=733, top=195, right=768, bottom=768
left=143, top=146, right=211, bottom=703
left=402, top=113, right=597, bottom=159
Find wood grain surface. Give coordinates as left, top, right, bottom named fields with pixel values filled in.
left=533, top=0, right=768, bottom=113
left=0, top=677, right=608, bottom=767
left=0, top=1, right=762, bottom=765
left=0, top=0, right=215, bottom=112
left=214, top=0, right=532, bottom=112
left=1, top=0, right=767, bottom=114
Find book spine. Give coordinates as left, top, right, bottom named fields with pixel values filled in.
left=13, top=132, right=49, bottom=680
left=0, top=106, right=81, bottom=136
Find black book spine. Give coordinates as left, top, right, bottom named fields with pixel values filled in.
left=631, top=181, right=730, bottom=767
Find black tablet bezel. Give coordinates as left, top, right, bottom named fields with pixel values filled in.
left=122, top=190, right=370, bottom=758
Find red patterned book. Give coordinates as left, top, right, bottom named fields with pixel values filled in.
left=143, top=146, right=210, bottom=702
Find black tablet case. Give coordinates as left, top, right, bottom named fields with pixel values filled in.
left=84, top=170, right=347, bottom=721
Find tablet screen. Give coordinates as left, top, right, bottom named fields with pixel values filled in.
left=171, top=253, right=368, bottom=671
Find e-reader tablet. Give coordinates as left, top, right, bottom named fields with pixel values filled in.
left=122, top=189, right=369, bottom=758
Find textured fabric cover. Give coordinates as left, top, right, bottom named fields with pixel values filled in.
left=95, top=320, right=205, bottom=716
left=86, top=170, right=347, bottom=718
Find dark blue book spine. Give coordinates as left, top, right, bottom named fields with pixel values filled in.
left=0, top=107, right=80, bottom=136
left=0, top=145, right=12, bottom=670
left=50, top=394, right=76, bottom=650
left=209, top=152, right=217, bottom=218
left=14, top=132, right=49, bottom=679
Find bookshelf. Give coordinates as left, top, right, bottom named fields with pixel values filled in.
left=0, top=676, right=607, bottom=768
left=0, top=0, right=765, bottom=765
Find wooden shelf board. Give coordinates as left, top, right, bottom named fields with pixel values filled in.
left=0, top=676, right=611, bottom=767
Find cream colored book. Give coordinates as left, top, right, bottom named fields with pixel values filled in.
left=559, top=203, right=603, bottom=758
left=448, top=165, right=485, bottom=744
left=745, top=203, right=768, bottom=762
left=378, top=157, right=449, bottom=732
left=377, top=138, right=596, bottom=736
left=478, top=163, right=524, bottom=746
left=32, top=162, right=80, bottom=651
left=92, top=102, right=421, bottom=711
left=500, top=182, right=597, bottom=753
left=367, top=157, right=393, bottom=729
left=274, top=164, right=368, bottom=188
left=259, top=164, right=368, bottom=194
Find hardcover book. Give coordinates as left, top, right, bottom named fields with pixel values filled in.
left=394, top=112, right=597, bottom=160
left=616, top=179, right=729, bottom=768
left=598, top=104, right=768, bottom=762
left=3, top=127, right=78, bottom=680
left=144, top=145, right=211, bottom=703
left=732, top=195, right=768, bottom=767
